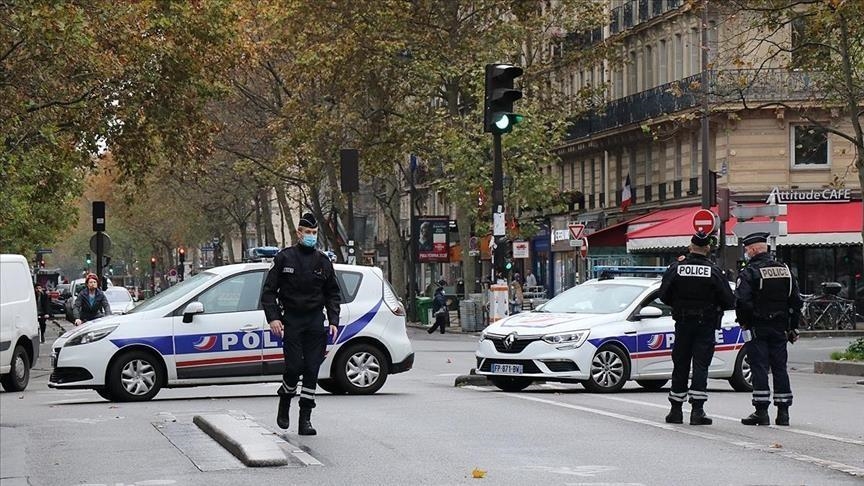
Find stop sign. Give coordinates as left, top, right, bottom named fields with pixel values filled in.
left=692, top=209, right=717, bottom=234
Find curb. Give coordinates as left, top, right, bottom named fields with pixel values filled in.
left=813, top=360, right=864, bottom=377
left=800, top=330, right=864, bottom=338
left=193, top=414, right=287, bottom=467
left=455, top=369, right=489, bottom=387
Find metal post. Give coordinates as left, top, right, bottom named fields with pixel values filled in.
left=408, top=158, right=418, bottom=321
left=700, top=0, right=712, bottom=210
left=96, top=232, right=104, bottom=290
left=347, top=191, right=355, bottom=264
left=492, top=132, right=504, bottom=283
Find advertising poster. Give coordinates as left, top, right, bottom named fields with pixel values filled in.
left=416, top=216, right=450, bottom=263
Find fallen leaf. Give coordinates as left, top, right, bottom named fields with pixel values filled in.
left=109, top=405, right=118, bottom=409
left=472, top=468, right=487, bottom=479
left=18, top=395, right=24, bottom=399
left=447, top=358, right=453, bottom=363
left=769, top=442, right=783, bottom=449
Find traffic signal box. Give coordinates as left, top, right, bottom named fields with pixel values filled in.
left=483, top=64, right=524, bottom=134
left=493, top=237, right=514, bottom=275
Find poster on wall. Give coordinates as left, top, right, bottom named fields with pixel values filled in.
left=416, top=216, right=450, bottom=263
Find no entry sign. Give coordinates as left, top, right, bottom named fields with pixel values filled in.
left=692, top=209, right=717, bottom=234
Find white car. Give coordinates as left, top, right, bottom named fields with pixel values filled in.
left=476, top=275, right=751, bottom=393
left=49, top=262, right=414, bottom=401
left=104, top=287, right=136, bottom=315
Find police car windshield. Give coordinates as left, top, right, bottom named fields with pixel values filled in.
left=540, top=283, right=646, bottom=314
left=127, top=272, right=219, bottom=314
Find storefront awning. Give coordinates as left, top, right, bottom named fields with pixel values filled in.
left=626, top=202, right=863, bottom=251
left=585, top=207, right=697, bottom=247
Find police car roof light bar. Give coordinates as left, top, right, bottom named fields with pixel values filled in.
left=593, top=265, right=668, bottom=276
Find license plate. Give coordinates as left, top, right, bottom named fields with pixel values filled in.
left=491, top=363, right=523, bottom=374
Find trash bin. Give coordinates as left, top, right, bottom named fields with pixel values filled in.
left=416, top=297, right=433, bottom=326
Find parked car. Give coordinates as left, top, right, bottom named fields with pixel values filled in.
left=104, top=287, right=136, bottom=315
left=52, top=283, right=71, bottom=315
left=64, top=278, right=113, bottom=322
left=49, top=262, right=413, bottom=401
left=0, top=254, right=40, bottom=391
left=475, top=275, right=750, bottom=393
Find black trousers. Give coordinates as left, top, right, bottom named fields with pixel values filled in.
left=277, top=310, right=327, bottom=410
left=38, top=316, right=47, bottom=341
left=746, top=327, right=792, bottom=409
left=428, top=311, right=447, bottom=334
left=668, top=320, right=716, bottom=404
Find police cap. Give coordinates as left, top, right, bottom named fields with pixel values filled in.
left=298, top=212, right=318, bottom=229
left=691, top=231, right=711, bottom=247
left=741, top=232, right=769, bottom=246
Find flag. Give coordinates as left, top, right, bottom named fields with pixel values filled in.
left=621, top=173, right=632, bottom=212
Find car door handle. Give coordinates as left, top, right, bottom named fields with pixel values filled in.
left=239, top=324, right=258, bottom=332
left=624, top=331, right=637, bottom=335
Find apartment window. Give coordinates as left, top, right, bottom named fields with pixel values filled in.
left=590, top=158, right=596, bottom=195
left=580, top=160, right=586, bottom=194
left=614, top=69, right=625, bottom=98
left=674, top=33, right=684, bottom=79
left=629, top=146, right=638, bottom=182
left=571, top=160, right=576, bottom=189
left=674, top=137, right=683, bottom=180
left=628, top=51, right=638, bottom=95
left=658, top=39, right=668, bottom=84
left=791, top=125, right=830, bottom=167
left=689, top=27, right=700, bottom=76
left=645, top=145, right=653, bottom=186
left=600, top=155, right=607, bottom=207
left=644, top=45, right=654, bottom=89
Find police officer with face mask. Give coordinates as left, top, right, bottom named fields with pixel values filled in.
left=658, top=232, right=736, bottom=425
left=735, top=232, right=803, bottom=426
left=262, top=212, right=340, bottom=435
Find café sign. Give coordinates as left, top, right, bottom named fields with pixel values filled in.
left=766, top=187, right=851, bottom=204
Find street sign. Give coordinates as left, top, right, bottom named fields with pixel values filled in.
left=37, top=249, right=53, bottom=254
left=89, top=232, right=112, bottom=254
left=692, top=209, right=717, bottom=234
left=513, top=240, right=529, bottom=259
left=731, top=204, right=788, bottom=220
left=732, top=221, right=788, bottom=238
left=568, top=223, right=585, bottom=241
left=580, top=238, right=589, bottom=259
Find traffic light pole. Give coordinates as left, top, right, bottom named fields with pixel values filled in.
left=491, top=132, right=504, bottom=283
left=96, top=232, right=104, bottom=290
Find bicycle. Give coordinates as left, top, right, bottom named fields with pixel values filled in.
left=801, top=293, right=856, bottom=330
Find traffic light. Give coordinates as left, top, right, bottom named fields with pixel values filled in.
left=178, top=247, right=185, bottom=264
left=493, top=237, right=512, bottom=275
left=150, top=256, right=156, bottom=270
left=85, top=253, right=92, bottom=266
left=483, top=63, right=523, bottom=134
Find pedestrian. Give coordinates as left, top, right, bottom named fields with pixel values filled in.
left=510, top=278, right=524, bottom=314
left=427, top=279, right=448, bottom=334
left=34, top=284, right=51, bottom=343
left=524, top=270, right=537, bottom=289
left=658, top=232, right=735, bottom=425
left=262, top=212, right=340, bottom=435
left=735, top=232, right=803, bottom=426
left=73, top=274, right=111, bottom=326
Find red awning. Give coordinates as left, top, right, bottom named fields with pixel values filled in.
left=626, top=202, right=863, bottom=251
left=585, top=207, right=697, bottom=247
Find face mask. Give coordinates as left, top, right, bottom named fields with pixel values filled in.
left=301, top=234, right=317, bottom=247
left=743, top=252, right=751, bottom=262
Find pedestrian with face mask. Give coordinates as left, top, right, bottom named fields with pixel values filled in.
left=262, top=212, right=341, bottom=435
left=73, top=274, right=111, bottom=326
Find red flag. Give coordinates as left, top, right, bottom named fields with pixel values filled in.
left=621, top=173, right=632, bottom=212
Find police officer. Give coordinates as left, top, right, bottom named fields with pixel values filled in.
left=735, top=232, right=803, bottom=426
left=658, top=232, right=735, bottom=425
left=262, top=212, right=341, bottom=435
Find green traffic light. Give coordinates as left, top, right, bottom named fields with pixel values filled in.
left=491, top=113, right=523, bottom=134
left=493, top=113, right=510, bottom=131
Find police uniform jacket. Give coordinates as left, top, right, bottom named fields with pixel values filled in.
left=658, top=253, right=736, bottom=322
left=261, top=244, right=341, bottom=325
left=735, top=252, right=803, bottom=331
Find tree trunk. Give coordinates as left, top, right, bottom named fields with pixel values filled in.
left=456, top=205, right=477, bottom=295
left=261, top=187, right=277, bottom=246
left=253, top=194, right=264, bottom=247
left=309, top=185, right=339, bottom=252
left=238, top=220, right=248, bottom=261
left=274, top=185, right=290, bottom=246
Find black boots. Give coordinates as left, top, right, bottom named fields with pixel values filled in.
left=741, top=408, right=770, bottom=426
left=298, top=409, right=317, bottom=436
left=689, top=402, right=712, bottom=425
left=776, top=406, right=790, bottom=426
left=665, top=402, right=683, bottom=424
left=276, top=396, right=291, bottom=429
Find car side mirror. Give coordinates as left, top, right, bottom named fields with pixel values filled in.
left=637, top=306, right=664, bottom=319
left=182, top=302, right=205, bottom=323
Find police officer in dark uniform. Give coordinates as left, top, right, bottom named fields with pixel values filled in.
left=658, top=232, right=735, bottom=425
left=735, top=232, right=803, bottom=426
left=262, top=212, right=341, bottom=435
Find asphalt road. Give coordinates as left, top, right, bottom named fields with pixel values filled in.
left=1, top=326, right=861, bottom=485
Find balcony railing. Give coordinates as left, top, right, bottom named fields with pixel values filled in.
left=566, top=69, right=822, bottom=141
left=610, top=0, right=682, bottom=34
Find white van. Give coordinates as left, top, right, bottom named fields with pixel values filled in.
left=0, top=254, right=41, bottom=391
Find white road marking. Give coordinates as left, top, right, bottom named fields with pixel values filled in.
left=523, top=465, right=617, bottom=477
left=436, top=373, right=463, bottom=377
left=464, top=386, right=864, bottom=479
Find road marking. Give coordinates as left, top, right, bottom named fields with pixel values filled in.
left=464, top=386, right=864, bottom=479
left=522, top=465, right=617, bottom=477
left=436, top=373, right=463, bottom=377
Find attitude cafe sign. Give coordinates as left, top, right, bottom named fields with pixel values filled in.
left=766, top=186, right=852, bottom=204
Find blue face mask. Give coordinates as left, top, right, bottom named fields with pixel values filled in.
left=301, top=234, right=318, bottom=247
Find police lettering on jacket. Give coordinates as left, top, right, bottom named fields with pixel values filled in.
left=658, top=253, right=735, bottom=317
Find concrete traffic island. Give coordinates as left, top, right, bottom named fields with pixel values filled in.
left=454, top=369, right=489, bottom=387
left=813, top=360, right=864, bottom=377
left=193, top=414, right=288, bottom=467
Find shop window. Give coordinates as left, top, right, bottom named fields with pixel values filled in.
left=791, top=125, right=829, bottom=168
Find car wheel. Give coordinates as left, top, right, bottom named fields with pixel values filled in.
left=584, top=345, right=630, bottom=393
left=334, top=343, right=388, bottom=395
left=636, top=379, right=668, bottom=390
left=729, top=349, right=753, bottom=392
left=489, top=376, right=533, bottom=392
left=0, top=345, right=31, bottom=392
left=95, top=388, right=115, bottom=401
left=317, top=378, right=346, bottom=395
left=107, top=350, right=163, bottom=402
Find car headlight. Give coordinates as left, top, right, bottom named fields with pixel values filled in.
left=541, top=330, right=590, bottom=347
left=66, top=325, right=118, bottom=346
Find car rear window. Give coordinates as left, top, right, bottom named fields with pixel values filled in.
left=336, top=271, right=362, bottom=303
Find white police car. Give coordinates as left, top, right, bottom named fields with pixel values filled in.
left=49, top=262, right=413, bottom=401
left=476, top=269, right=750, bottom=393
